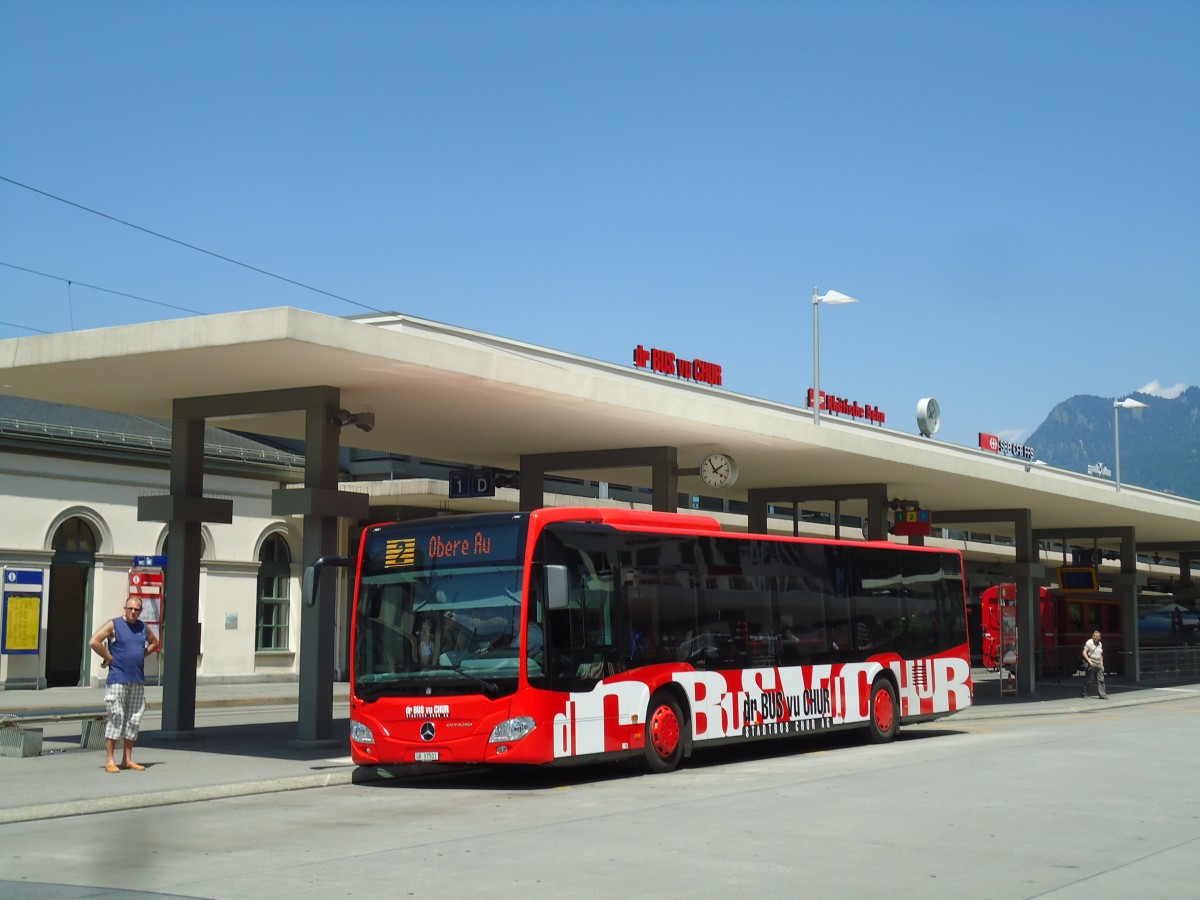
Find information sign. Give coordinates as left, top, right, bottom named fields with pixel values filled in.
left=893, top=508, right=933, bottom=537
left=129, top=568, right=164, bottom=645
left=2, top=567, right=44, bottom=654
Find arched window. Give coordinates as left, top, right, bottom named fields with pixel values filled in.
left=256, top=534, right=292, bottom=651
left=52, top=517, right=98, bottom=557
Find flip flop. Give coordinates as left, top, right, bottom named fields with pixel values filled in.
left=105, top=763, right=121, bottom=773
left=124, top=762, right=146, bottom=771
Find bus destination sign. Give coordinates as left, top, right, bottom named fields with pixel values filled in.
left=382, top=524, right=520, bottom=569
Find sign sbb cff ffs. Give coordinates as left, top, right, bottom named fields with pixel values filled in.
left=978, top=432, right=1036, bottom=461
left=449, top=469, right=495, bottom=499
left=806, top=389, right=886, bottom=425
left=633, top=345, right=723, bottom=387
left=893, top=508, right=932, bottom=537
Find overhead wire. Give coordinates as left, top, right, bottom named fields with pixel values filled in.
left=0, top=318, right=51, bottom=334
left=0, top=261, right=206, bottom=315
left=0, top=174, right=390, bottom=316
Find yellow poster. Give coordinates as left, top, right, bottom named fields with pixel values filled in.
left=3, top=594, right=41, bottom=653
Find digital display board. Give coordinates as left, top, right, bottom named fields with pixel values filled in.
left=1057, top=566, right=1099, bottom=593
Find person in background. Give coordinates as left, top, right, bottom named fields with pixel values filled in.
left=1081, top=629, right=1108, bottom=699
left=89, top=596, right=160, bottom=772
left=417, top=617, right=436, bottom=666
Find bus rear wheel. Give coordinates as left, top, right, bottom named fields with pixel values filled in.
left=867, top=677, right=899, bottom=744
left=644, top=691, right=685, bottom=773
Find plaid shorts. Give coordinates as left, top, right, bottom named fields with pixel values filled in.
left=104, top=682, right=147, bottom=741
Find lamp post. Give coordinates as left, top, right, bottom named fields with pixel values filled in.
left=811, top=288, right=859, bottom=426
left=1113, top=397, right=1147, bottom=492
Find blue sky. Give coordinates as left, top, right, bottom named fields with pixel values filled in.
left=2, top=0, right=1196, bottom=449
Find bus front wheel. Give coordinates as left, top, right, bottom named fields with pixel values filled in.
left=644, top=691, right=685, bottom=773
left=867, top=677, right=899, bottom=744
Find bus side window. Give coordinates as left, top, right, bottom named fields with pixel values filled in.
left=621, top=568, right=698, bottom=669
left=771, top=552, right=834, bottom=666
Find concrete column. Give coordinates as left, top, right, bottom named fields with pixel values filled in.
left=652, top=453, right=679, bottom=513
left=746, top=491, right=769, bottom=535
left=864, top=486, right=889, bottom=542
left=1166, top=551, right=1196, bottom=605
left=1118, top=528, right=1140, bottom=683
left=1012, top=509, right=1038, bottom=697
left=295, top=401, right=342, bottom=747
left=144, top=415, right=234, bottom=738
left=518, top=464, right=545, bottom=512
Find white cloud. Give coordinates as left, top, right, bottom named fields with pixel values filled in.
left=1136, top=381, right=1190, bottom=398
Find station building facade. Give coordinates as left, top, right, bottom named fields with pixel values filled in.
left=0, top=397, right=307, bottom=691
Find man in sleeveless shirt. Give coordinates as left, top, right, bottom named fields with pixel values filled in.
left=89, top=596, right=161, bottom=772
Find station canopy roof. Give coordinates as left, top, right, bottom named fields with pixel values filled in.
left=1, top=306, right=1196, bottom=549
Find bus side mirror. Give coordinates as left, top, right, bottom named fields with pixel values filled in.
left=303, top=555, right=353, bottom=607
left=545, top=564, right=569, bottom=611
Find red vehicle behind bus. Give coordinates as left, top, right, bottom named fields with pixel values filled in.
left=982, top=583, right=1200, bottom=677
left=980, top=584, right=1122, bottom=675
left=345, top=507, right=973, bottom=773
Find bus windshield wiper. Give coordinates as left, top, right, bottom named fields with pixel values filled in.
left=449, top=665, right=500, bottom=696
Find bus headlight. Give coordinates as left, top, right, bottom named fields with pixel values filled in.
left=350, top=720, right=376, bottom=745
left=489, top=716, right=536, bottom=743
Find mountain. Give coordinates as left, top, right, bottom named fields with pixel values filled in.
left=1026, top=386, right=1200, bottom=499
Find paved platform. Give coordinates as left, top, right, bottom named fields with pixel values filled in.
left=2, top=673, right=1197, bottom=825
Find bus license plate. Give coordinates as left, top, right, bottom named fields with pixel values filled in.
left=414, top=751, right=439, bottom=762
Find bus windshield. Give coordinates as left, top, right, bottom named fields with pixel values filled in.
left=353, top=516, right=532, bottom=699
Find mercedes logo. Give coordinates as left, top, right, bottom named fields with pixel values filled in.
left=420, top=722, right=436, bottom=742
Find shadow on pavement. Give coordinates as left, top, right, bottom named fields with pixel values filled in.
left=132, top=718, right=351, bottom=761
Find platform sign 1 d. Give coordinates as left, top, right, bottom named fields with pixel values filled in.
left=449, top=469, right=496, bottom=499
left=2, top=567, right=44, bottom=654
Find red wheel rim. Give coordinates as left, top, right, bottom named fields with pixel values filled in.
left=873, top=687, right=894, bottom=734
left=649, top=703, right=680, bottom=758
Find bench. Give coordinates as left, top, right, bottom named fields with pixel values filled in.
left=0, top=707, right=108, bottom=757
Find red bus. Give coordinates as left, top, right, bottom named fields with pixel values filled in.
left=980, top=584, right=1122, bottom=676
left=343, top=507, right=972, bottom=773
